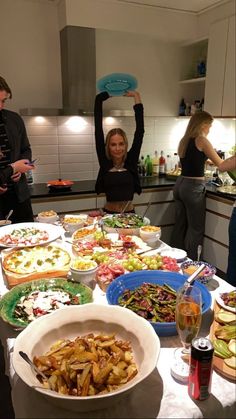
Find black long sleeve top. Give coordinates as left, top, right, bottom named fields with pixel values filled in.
left=94, top=92, right=144, bottom=200
left=0, top=109, right=32, bottom=202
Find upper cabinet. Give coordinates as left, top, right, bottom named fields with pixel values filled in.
left=205, top=16, right=236, bottom=116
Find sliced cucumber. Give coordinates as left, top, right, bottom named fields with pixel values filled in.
left=224, top=356, right=236, bottom=369
left=216, top=309, right=236, bottom=324
left=228, top=339, right=236, bottom=356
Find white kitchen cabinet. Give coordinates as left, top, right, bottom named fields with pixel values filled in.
left=203, top=194, right=233, bottom=273
left=222, top=15, right=236, bottom=116
left=205, top=16, right=236, bottom=116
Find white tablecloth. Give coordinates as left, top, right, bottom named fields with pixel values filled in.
left=0, top=239, right=235, bottom=418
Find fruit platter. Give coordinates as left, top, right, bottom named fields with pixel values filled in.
left=71, top=229, right=180, bottom=291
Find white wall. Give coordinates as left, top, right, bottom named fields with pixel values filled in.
left=60, top=0, right=197, bottom=42
left=96, top=30, right=181, bottom=116
left=0, top=0, right=62, bottom=112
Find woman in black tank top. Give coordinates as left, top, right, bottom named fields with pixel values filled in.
left=170, top=111, right=226, bottom=261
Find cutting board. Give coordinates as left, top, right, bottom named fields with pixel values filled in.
left=210, top=300, right=236, bottom=381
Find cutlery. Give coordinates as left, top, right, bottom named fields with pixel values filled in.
left=19, top=351, right=52, bottom=389
left=5, top=209, right=13, bottom=221
left=197, top=245, right=202, bottom=262
left=183, top=263, right=206, bottom=290
left=142, top=199, right=152, bottom=219
left=120, top=201, right=131, bottom=215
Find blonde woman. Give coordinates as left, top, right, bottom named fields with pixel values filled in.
left=170, top=111, right=225, bottom=260
left=94, top=91, right=144, bottom=213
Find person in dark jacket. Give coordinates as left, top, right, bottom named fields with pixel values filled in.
left=94, top=90, right=144, bottom=213
left=0, top=76, right=34, bottom=223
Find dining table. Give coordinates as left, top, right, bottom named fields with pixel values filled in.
left=0, top=232, right=235, bottom=419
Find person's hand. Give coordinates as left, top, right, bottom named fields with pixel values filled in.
left=0, top=185, right=7, bottom=194
left=11, top=159, right=35, bottom=174
left=124, top=91, right=141, bottom=104
left=11, top=172, right=21, bottom=183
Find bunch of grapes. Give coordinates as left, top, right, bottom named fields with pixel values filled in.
left=92, top=251, right=110, bottom=264
left=141, top=254, right=163, bottom=270
left=122, top=256, right=143, bottom=272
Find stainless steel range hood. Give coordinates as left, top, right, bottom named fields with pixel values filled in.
left=20, top=26, right=96, bottom=117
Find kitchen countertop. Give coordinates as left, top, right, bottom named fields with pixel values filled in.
left=28, top=177, right=236, bottom=201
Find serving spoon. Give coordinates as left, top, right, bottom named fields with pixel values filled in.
left=19, top=351, right=52, bottom=389
left=5, top=209, right=13, bottom=221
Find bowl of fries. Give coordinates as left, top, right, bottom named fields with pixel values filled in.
left=12, top=304, right=160, bottom=412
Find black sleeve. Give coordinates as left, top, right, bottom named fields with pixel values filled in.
left=127, top=103, right=144, bottom=165
left=94, top=92, right=110, bottom=168
left=17, top=115, right=32, bottom=160
left=0, top=166, right=13, bottom=186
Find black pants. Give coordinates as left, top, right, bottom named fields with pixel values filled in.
left=0, top=339, right=15, bottom=419
left=170, top=176, right=206, bottom=260
left=0, top=192, right=34, bottom=223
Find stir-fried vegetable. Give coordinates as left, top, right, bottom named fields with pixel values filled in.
left=220, top=290, right=236, bottom=308
left=118, top=282, right=177, bottom=323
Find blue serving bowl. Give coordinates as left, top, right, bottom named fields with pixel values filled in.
left=106, top=270, right=212, bottom=337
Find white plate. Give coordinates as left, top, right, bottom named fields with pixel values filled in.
left=215, top=289, right=236, bottom=313
left=0, top=222, right=63, bottom=248
left=160, top=248, right=187, bottom=262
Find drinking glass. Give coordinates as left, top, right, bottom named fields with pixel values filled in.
left=171, top=285, right=202, bottom=382
left=176, top=285, right=202, bottom=354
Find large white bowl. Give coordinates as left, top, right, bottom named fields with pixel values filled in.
left=139, top=225, right=161, bottom=243
left=12, top=304, right=160, bottom=412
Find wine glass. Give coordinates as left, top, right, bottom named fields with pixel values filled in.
left=176, top=285, right=202, bottom=352
left=171, top=285, right=202, bottom=382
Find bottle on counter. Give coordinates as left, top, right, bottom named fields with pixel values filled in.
left=173, top=152, right=179, bottom=169
left=26, top=170, right=34, bottom=185
left=152, top=150, right=159, bottom=176
left=166, top=154, right=172, bottom=173
left=140, top=155, right=146, bottom=176
left=179, top=98, right=186, bottom=116
left=145, top=154, right=153, bottom=177
left=159, top=151, right=166, bottom=177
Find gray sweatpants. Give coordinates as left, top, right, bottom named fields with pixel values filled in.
left=170, top=176, right=206, bottom=260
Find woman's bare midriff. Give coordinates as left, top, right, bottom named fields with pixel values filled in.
left=104, top=201, right=134, bottom=213
left=181, top=176, right=205, bottom=180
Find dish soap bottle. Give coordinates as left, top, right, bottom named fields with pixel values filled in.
left=152, top=150, right=159, bottom=176
left=159, top=151, right=166, bottom=177
left=145, top=155, right=153, bottom=177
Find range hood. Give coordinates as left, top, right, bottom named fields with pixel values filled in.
left=20, top=26, right=96, bottom=116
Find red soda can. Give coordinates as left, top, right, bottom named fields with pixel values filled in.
left=188, top=337, right=214, bottom=401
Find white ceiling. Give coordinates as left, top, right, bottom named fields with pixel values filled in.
left=116, top=0, right=228, bottom=13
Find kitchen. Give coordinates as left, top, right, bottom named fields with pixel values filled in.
left=0, top=0, right=236, bottom=418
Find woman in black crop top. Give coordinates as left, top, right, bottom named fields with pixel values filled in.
left=94, top=91, right=144, bottom=213
left=170, top=111, right=227, bottom=260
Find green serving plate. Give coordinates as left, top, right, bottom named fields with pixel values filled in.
left=0, top=277, right=93, bottom=329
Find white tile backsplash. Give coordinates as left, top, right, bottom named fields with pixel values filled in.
left=26, top=115, right=235, bottom=184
